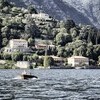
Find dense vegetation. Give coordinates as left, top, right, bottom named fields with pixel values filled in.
left=0, top=0, right=100, bottom=67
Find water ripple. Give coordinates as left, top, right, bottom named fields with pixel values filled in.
left=0, top=69, right=100, bottom=99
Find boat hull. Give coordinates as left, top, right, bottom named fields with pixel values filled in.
left=21, top=74, right=38, bottom=79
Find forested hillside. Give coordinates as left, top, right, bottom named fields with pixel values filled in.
left=0, top=0, right=100, bottom=65
left=8, top=0, right=100, bottom=28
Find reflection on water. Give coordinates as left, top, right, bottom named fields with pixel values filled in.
left=0, top=69, right=100, bottom=100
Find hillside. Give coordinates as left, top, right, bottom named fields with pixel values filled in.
left=8, top=0, right=100, bottom=28
left=0, top=0, right=100, bottom=66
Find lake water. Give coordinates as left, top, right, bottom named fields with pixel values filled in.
left=0, top=69, right=100, bottom=100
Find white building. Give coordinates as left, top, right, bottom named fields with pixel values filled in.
left=9, top=39, right=28, bottom=48
left=68, top=56, right=89, bottom=67
left=4, top=39, right=31, bottom=53
left=15, top=61, right=30, bottom=69
left=0, top=60, right=6, bottom=64
left=4, top=47, right=32, bottom=53
left=32, top=13, right=52, bottom=21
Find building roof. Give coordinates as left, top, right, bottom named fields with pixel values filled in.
left=36, top=44, right=47, bottom=47
left=68, top=56, right=88, bottom=59
left=32, top=13, right=52, bottom=20
left=39, top=55, right=63, bottom=59
left=10, top=39, right=27, bottom=42
left=17, top=61, right=30, bottom=63
left=50, top=56, right=62, bottom=59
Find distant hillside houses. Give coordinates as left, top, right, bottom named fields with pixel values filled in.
left=4, top=39, right=32, bottom=53
left=35, top=39, right=53, bottom=45
left=32, top=13, right=53, bottom=21
left=35, top=44, right=55, bottom=50
left=35, top=39, right=55, bottom=50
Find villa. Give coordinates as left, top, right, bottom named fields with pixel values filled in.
left=4, top=39, right=32, bottom=53
left=68, top=56, right=89, bottom=67
left=9, top=39, right=28, bottom=48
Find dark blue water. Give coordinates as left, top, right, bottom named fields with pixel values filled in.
left=0, top=69, right=100, bottom=100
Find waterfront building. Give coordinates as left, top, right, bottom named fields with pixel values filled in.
left=15, top=61, right=31, bottom=69
left=68, top=56, right=89, bottom=67
left=0, top=60, right=6, bottom=64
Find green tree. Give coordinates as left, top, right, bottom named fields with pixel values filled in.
left=0, top=32, right=2, bottom=48
left=25, top=16, right=40, bottom=38
left=28, top=38, right=35, bottom=46
left=44, top=56, right=54, bottom=67
left=60, top=28, right=67, bottom=33
left=1, top=26, right=9, bottom=38
left=70, top=27, right=79, bottom=39
left=3, top=53, right=11, bottom=60
left=86, top=42, right=94, bottom=59
left=32, top=54, right=39, bottom=61
left=2, top=6, right=9, bottom=13
left=65, top=19, right=75, bottom=33
left=23, top=55, right=27, bottom=61
left=11, top=52, right=23, bottom=61
left=2, top=38, right=8, bottom=46
left=0, top=0, right=10, bottom=7
left=65, top=47, right=73, bottom=57
left=59, top=20, right=65, bottom=28
left=27, top=5, right=37, bottom=14
left=98, top=56, right=100, bottom=65
left=80, top=26, right=98, bottom=44
left=57, top=47, right=64, bottom=57
left=89, top=59, right=96, bottom=65
left=74, top=46, right=86, bottom=56
left=55, top=33, right=72, bottom=46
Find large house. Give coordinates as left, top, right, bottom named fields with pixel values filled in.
left=9, top=39, right=28, bottom=48
left=68, top=56, right=89, bottom=67
left=4, top=39, right=32, bottom=53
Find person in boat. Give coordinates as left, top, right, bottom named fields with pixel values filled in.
left=22, top=70, right=27, bottom=75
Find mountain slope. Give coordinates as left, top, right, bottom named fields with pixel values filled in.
left=63, top=0, right=100, bottom=28
left=8, top=0, right=100, bottom=28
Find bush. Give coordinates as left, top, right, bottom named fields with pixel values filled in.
left=44, top=56, right=54, bottom=67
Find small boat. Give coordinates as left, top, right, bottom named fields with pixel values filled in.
left=21, top=74, right=38, bottom=79
left=20, top=70, right=38, bottom=80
